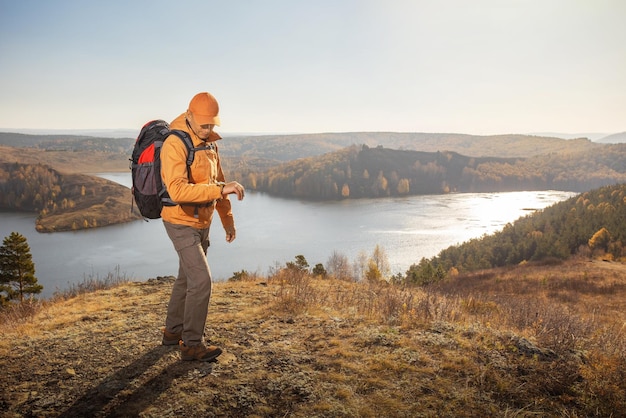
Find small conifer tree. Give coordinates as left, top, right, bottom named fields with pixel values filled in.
left=0, top=232, right=43, bottom=303
left=286, top=255, right=310, bottom=273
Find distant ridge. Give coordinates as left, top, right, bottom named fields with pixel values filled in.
left=0, top=128, right=138, bottom=138
left=596, top=131, right=626, bottom=144
left=0, top=130, right=604, bottom=161
left=529, top=132, right=609, bottom=141
left=0, top=128, right=292, bottom=138
left=3, top=128, right=624, bottom=142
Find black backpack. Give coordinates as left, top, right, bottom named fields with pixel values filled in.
left=130, top=120, right=196, bottom=219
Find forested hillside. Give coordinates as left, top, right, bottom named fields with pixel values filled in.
left=236, top=144, right=626, bottom=199
left=0, top=162, right=140, bottom=232
left=405, top=183, right=626, bottom=284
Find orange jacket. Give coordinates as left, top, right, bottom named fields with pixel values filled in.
left=160, top=113, right=234, bottom=231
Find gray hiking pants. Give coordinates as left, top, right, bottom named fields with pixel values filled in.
left=163, top=221, right=212, bottom=346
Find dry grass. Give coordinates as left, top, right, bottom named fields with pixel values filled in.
left=1, top=258, right=625, bottom=417
left=0, top=269, right=131, bottom=337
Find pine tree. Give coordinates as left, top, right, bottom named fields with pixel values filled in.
left=286, top=255, right=310, bottom=273
left=0, top=232, right=43, bottom=303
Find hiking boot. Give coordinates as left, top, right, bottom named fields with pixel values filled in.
left=162, top=328, right=182, bottom=346
left=179, top=341, right=223, bottom=362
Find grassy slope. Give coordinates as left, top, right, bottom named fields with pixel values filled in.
left=1, top=258, right=625, bottom=417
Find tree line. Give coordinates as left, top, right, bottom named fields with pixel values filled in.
left=0, top=162, right=98, bottom=218
left=232, top=144, right=626, bottom=200
left=0, top=162, right=64, bottom=213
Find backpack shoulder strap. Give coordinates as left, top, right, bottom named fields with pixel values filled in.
left=169, top=129, right=195, bottom=167
left=164, top=130, right=215, bottom=210
left=168, top=129, right=217, bottom=165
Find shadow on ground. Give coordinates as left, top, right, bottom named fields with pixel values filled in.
left=58, top=345, right=215, bottom=417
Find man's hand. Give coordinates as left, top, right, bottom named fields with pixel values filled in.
left=222, top=181, right=245, bottom=200
left=225, top=227, right=236, bottom=243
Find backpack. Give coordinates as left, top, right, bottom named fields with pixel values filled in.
left=130, top=119, right=196, bottom=219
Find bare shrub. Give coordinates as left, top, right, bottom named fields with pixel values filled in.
left=53, top=266, right=131, bottom=300
left=365, top=282, right=406, bottom=325
left=271, top=266, right=315, bottom=315
left=489, top=294, right=598, bottom=353
left=406, top=288, right=460, bottom=324
left=325, top=250, right=354, bottom=281
left=0, top=299, right=44, bottom=325
left=588, top=322, right=626, bottom=356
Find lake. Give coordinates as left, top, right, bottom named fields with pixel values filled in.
left=0, top=172, right=577, bottom=298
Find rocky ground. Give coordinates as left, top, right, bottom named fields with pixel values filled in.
left=1, top=262, right=625, bottom=417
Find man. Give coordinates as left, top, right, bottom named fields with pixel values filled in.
left=160, top=92, right=244, bottom=361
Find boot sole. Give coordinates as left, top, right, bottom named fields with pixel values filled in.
left=181, top=348, right=223, bottom=362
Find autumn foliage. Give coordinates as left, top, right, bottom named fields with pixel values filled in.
left=407, top=183, right=626, bottom=282
left=236, top=144, right=626, bottom=200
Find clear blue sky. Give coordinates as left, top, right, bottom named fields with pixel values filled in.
left=0, top=0, right=624, bottom=135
